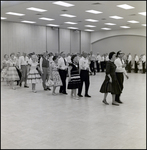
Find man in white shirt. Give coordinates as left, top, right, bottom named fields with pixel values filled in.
left=19, top=52, right=30, bottom=88
left=127, top=53, right=132, bottom=73
left=96, top=53, right=101, bottom=72
left=134, top=54, right=139, bottom=73
left=114, top=51, right=129, bottom=103
left=58, top=52, right=68, bottom=94
left=77, top=52, right=91, bottom=98
left=100, top=54, right=105, bottom=72
left=142, top=54, right=146, bottom=73
left=89, top=51, right=96, bottom=75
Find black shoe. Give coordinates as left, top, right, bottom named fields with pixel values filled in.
left=62, top=92, right=68, bottom=95
left=47, top=87, right=51, bottom=90
left=19, top=82, right=22, bottom=87
left=77, top=94, right=83, bottom=97
left=102, top=100, right=109, bottom=105
left=85, top=95, right=91, bottom=98
left=116, top=100, right=123, bottom=104
left=44, top=88, right=48, bottom=91
left=112, top=103, right=119, bottom=106
left=24, top=85, right=29, bottom=88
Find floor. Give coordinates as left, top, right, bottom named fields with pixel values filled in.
left=1, top=72, right=146, bottom=149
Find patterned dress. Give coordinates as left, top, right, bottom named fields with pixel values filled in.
left=6, top=59, right=20, bottom=82
left=67, top=63, right=81, bottom=89
left=51, top=62, right=62, bottom=87
left=1, top=59, right=9, bottom=81
left=100, top=61, right=121, bottom=94
left=27, top=62, right=42, bottom=84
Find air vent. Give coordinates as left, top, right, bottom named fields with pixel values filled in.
left=129, top=14, right=136, bottom=16
left=92, top=2, right=101, bottom=5
left=36, top=13, right=42, bottom=15
left=62, top=10, right=68, bottom=12
left=101, top=18, right=106, bottom=20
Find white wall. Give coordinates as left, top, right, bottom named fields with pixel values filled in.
left=1, top=21, right=91, bottom=60
left=91, top=28, right=146, bottom=57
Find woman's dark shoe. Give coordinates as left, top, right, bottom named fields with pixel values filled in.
left=112, top=103, right=119, bottom=106
left=102, top=100, right=109, bottom=105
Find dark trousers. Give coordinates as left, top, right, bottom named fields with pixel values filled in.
left=100, top=62, right=104, bottom=72
left=90, top=61, right=96, bottom=75
left=128, top=61, right=132, bottom=73
left=59, top=69, right=67, bottom=93
left=96, top=61, right=100, bottom=72
left=142, top=62, right=146, bottom=73
left=16, top=67, right=22, bottom=85
left=115, top=72, right=124, bottom=101
left=78, top=70, right=90, bottom=96
left=41, top=67, right=49, bottom=89
left=20, top=65, right=28, bottom=86
left=134, top=61, right=138, bottom=73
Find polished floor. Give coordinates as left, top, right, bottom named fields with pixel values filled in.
left=1, top=72, right=146, bottom=149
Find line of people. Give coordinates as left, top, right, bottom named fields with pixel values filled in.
left=1, top=50, right=145, bottom=105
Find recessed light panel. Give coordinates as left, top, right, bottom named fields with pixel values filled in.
left=142, top=24, right=146, bottom=26
left=101, top=28, right=111, bottom=30
left=27, top=7, right=47, bottom=12
left=120, top=26, right=130, bottom=28
left=117, top=4, right=134, bottom=9
left=53, top=1, right=74, bottom=7
left=60, top=14, right=76, bottom=18
left=85, top=29, right=94, bottom=32
left=138, top=12, right=146, bottom=16
left=6, top=12, right=25, bottom=16
left=105, top=23, right=116, bottom=25
left=21, top=20, right=36, bottom=23
left=1, top=17, right=7, bottom=19
left=109, top=16, right=123, bottom=19
left=86, top=10, right=102, bottom=14
left=68, top=27, right=78, bottom=29
left=85, top=25, right=96, bottom=27
left=127, top=20, right=139, bottom=23
left=47, top=24, right=59, bottom=27
left=39, top=17, right=54, bottom=21
left=64, top=22, right=77, bottom=24
left=85, top=19, right=99, bottom=22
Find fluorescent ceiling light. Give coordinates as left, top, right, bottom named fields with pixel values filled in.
left=47, top=24, right=59, bottom=27
left=85, top=29, right=94, bottom=32
left=60, top=14, right=76, bottom=18
left=117, top=4, right=134, bottom=9
left=142, top=24, right=146, bottom=26
left=109, top=16, right=123, bottom=19
left=85, top=19, right=99, bottom=22
left=138, top=12, right=146, bottom=16
left=127, top=20, right=139, bottom=23
left=105, top=23, right=116, bottom=25
left=120, top=26, right=130, bottom=28
left=53, top=1, right=74, bottom=7
left=64, top=22, right=77, bottom=24
left=27, top=7, right=47, bottom=12
left=86, top=10, right=102, bottom=14
left=6, top=12, right=25, bottom=16
left=21, top=20, right=36, bottom=23
left=101, top=28, right=111, bottom=30
left=85, top=25, right=96, bottom=27
left=1, top=17, right=7, bottom=19
left=68, top=27, right=78, bottom=29
left=39, top=17, right=54, bottom=21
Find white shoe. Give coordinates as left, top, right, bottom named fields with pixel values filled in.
left=73, top=96, right=79, bottom=100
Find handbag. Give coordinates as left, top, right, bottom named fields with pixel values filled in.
left=46, top=79, right=54, bottom=87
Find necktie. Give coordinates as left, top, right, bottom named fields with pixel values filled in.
left=64, top=58, right=66, bottom=65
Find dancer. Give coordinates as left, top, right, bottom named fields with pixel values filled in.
left=100, top=52, right=121, bottom=106
left=27, top=55, right=42, bottom=93
left=67, top=55, right=81, bottom=100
